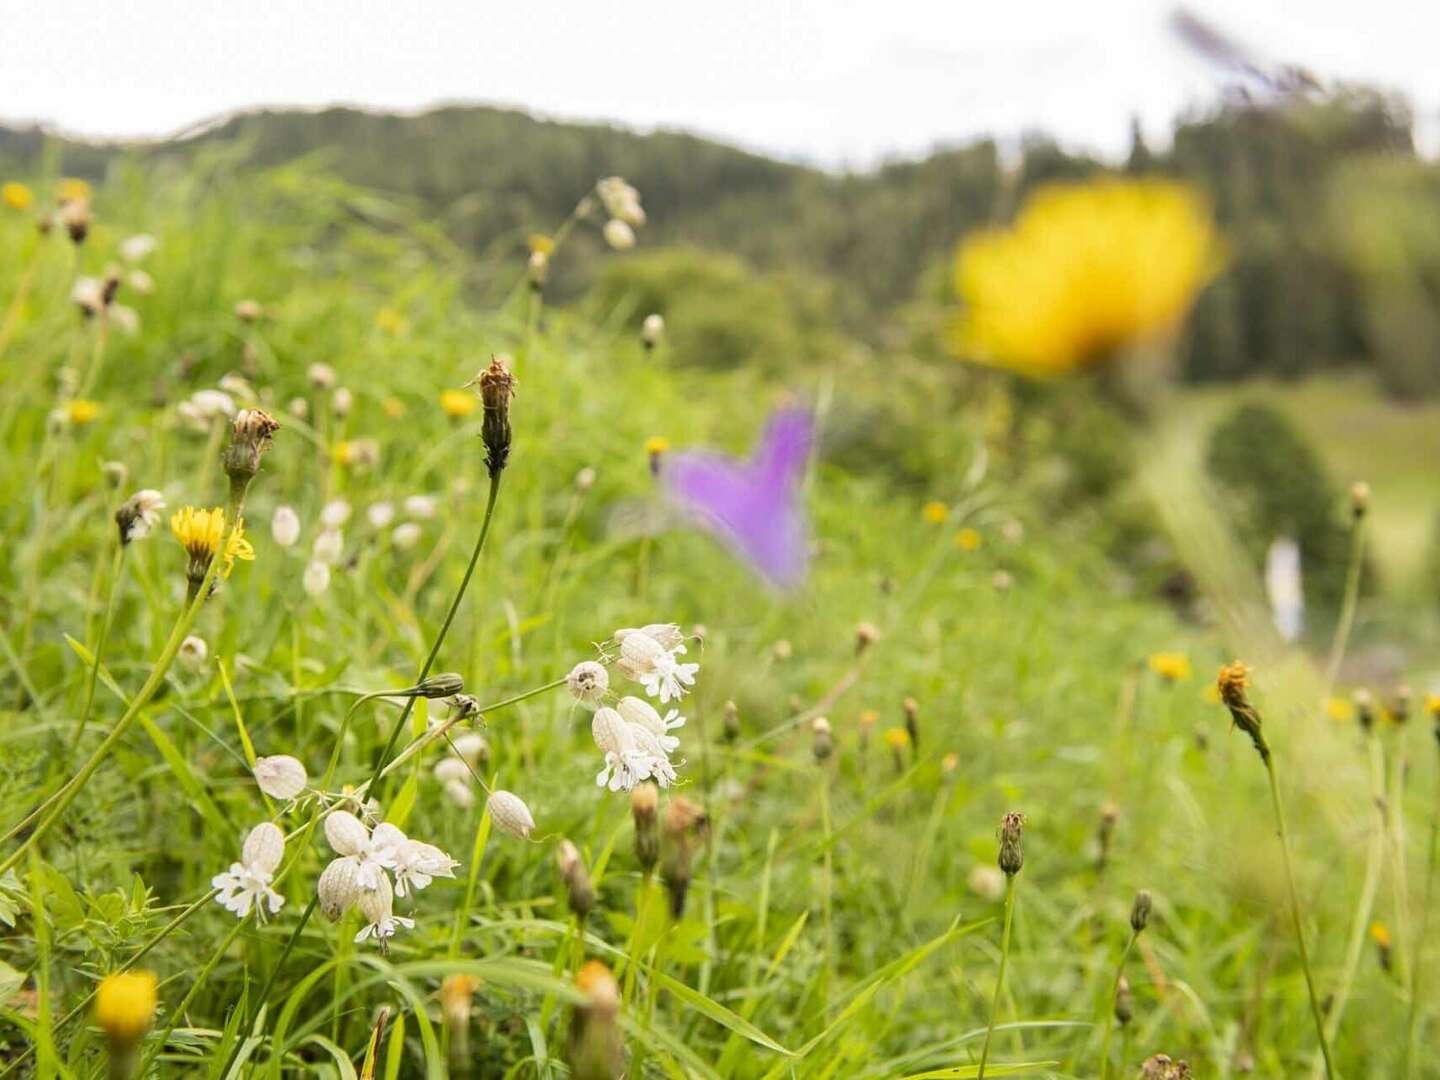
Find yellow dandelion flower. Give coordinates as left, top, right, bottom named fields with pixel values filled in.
left=954, top=527, right=982, bottom=552
left=1425, top=693, right=1440, bottom=718
left=922, top=500, right=949, bottom=524
left=65, top=399, right=102, bottom=425
left=223, top=519, right=255, bottom=576
left=94, top=970, right=157, bottom=1043
left=382, top=397, right=406, bottom=419
left=171, top=507, right=253, bottom=583
left=1148, top=652, right=1192, bottom=683
left=440, top=388, right=478, bottom=419
left=527, top=233, right=556, bottom=256
left=883, top=727, right=911, bottom=751
left=375, top=306, right=407, bottom=335
left=644, top=436, right=670, bottom=456
left=950, top=178, right=1224, bottom=376
left=2, top=182, right=34, bottom=211
left=56, top=177, right=92, bottom=204
left=1369, top=922, right=1391, bottom=949
left=334, top=441, right=357, bottom=466
left=1325, top=697, right=1356, bottom=723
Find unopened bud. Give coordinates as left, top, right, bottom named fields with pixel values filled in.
left=998, top=810, right=1025, bottom=877
left=903, top=696, right=919, bottom=748
left=662, top=796, right=707, bottom=918
left=1355, top=688, right=1376, bottom=733
left=1115, top=974, right=1134, bottom=1027
left=569, top=961, right=622, bottom=1080
left=222, top=407, right=280, bottom=497
left=477, top=358, right=515, bottom=478
left=641, top=313, right=664, bottom=349
left=1130, top=889, right=1152, bottom=933
left=416, top=672, right=465, bottom=698
left=811, top=716, right=833, bottom=763
left=722, top=700, right=740, bottom=743
left=1350, top=481, right=1370, bottom=519
left=557, top=839, right=596, bottom=919
left=631, top=782, right=659, bottom=873
left=855, top=622, right=879, bottom=654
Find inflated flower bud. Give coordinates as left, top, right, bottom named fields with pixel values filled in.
left=253, top=755, right=308, bottom=800
left=603, top=218, right=635, bottom=251
left=451, top=731, right=488, bottom=764
left=303, top=560, right=331, bottom=597
left=271, top=505, right=301, bottom=547
left=1130, top=889, right=1153, bottom=934
left=324, top=810, right=370, bottom=856
left=241, top=821, right=286, bottom=874
left=444, top=779, right=476, bottom=809
left=487, top=790, right=536, bottom=839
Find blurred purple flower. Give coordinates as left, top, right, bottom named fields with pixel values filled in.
left=662, top=408, right=813, bottom=588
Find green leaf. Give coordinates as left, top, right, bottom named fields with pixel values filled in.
left=897, top=1064, right=1060, bottom=1079
left=646, top=964, right=792, bottom=1055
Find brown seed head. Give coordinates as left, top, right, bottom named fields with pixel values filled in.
left=998, top=810, right=1025, bottom=876
left=476, top=358, right=515, bottom=478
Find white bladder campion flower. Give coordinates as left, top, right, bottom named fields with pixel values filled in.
left=603, top=218, right=636, bottom=251
left=271, top=505, right=301, bottom=548
left=403, top=494, right=438, bottom=519
left=616, top=696, right=685, bottom=754
left=312, top=527, right=344, bottom=565
left=253, top=755, right=308, bottom=800
left=324, top=810, right=396, bottom=889
left=591, top=706, right=678, bottom=791
left=213, top=822, right=286, bottom=921
left=487, top=791, right=536, bottom=839
left=614, top=625, right=698, bottom=703
left=320, top=499, right=352, bottom=529
left=354, top=872, right=413, bottom=945
left=443, top=779, right=476, bottom=808
left=391, top=837, right=459, bottom=897
left=367, top=501, right=395, bottom=529
left=392, top=522, right=422, bottom=550
left=566, top=661, right=609, bottom=706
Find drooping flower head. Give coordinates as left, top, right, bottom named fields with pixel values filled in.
left=212, top=821, right=286, bottom=921
left=951, top=178, right=1223, bottom=376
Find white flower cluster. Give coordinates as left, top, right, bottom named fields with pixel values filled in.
left=595, top=176, right=645, bottom=251
left=271, top=492, right=440, bottom=598
left=565, top=624, right=697, bottom=792
left=213, top=822, right=286, bottom=921
left=318, top=809, right=458, bottom=946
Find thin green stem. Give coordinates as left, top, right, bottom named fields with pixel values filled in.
left=71, top=541, right=126, bottom=752
left=1322, top=514, right=1366, bottom=698
left=1386, top=738, right=1413, bottom=991
left=140, top=917, right=247, bottom=1074
left=1264, top=757, right=1336, bottom=1079
left=977, top=873, right=1017, bottom=1080
left=1097, top=932, right=1137, bottom=1080
left=1404, top=755, right=1440, bottom=1077
left=367, top=473, right=501, bottom=797
left=818, top=765, right=834, bottom=1009
left=0, top=236, right=41, bottom=361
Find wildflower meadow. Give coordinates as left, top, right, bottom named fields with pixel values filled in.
left=1, top=86, right=1439, bottom=1080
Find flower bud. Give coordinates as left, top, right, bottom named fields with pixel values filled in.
left=998, top=810, right=1025, bottom=877
left=1130, top=889, right=1152, bottom=933
left=307, top=362, right=336, bottom=389
left=477, top=358, right=515, bottom=479
left=178, top=635, right=208, bottom=671
left=441, top=974, right=477, bottom=1066
left=603, top=218, right=635, bottom=251
left=722, top=700, right=741, bottom=743
left=222, top=408, right=280, bottom=498
left=557, top=839, right=597, bottom=919
left=487, top=790, right=536, bottom=839
left=630, top=781, right=659, bottom=874
left=451, top=732, right=489, bottom=766
left=811, top=716, right=833, bottom=763
left=662, top=796, right=707, bottom=919
left=234, top=299, right=263, bottom=323
left=101, top=461, right=128, bottom=489
left=569, top=961, right=622, bottom=1080
left=903, top=696, right=920, bottom=748
left=331, top=386, right=353, bottom=418
left=855, top=622, right=879, bottom=654
left=1350, top=481, right=1370, bottom=519
left=1216, top=661, right=1269, bottom=763
left=254, top=755, right=308, bottom=800
left=641, top=313, right=664, bottom=349
left=416, top=672, right=465, bottom=698
left=1114, top=974, right=1134, bottom=1027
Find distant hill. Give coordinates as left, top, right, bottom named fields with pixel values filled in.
left=4, top=93, right=1438, bottom=394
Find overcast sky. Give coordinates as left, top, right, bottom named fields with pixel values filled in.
left=3, top=2, right=1436, bottom=167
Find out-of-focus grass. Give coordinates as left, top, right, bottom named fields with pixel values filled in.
left=1187, top=373, right=1440, bottom=589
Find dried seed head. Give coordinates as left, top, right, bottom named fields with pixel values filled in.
left=855, top=622, right=880, bottom=654
left=115, top=489, right=166, bottom=545
left=487, top=790, right=536, bottom=839
left=1130, top=889, right=1153, bottom=933
left=477, top=358, right=515, bottom=478
left=1216, top=661, right=1269, bottom=763
left=254, top=754, right=308, bottom=800
left=1354, top=688, right=1376, bottom=732
left=998, top=810, right=1025, bottom=877
left=222, top=407, right=280, bottom=498
left=1391, top=686, right=1412, bottom=726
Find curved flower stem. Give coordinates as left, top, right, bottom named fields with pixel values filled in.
left=366, top=472, right=502, bottom=798
left=1097, top=931, right=1137, bottom=1080
left=1264, top=757, right=1336, bottom=1079
left=71, top=541, right=126, bottom=753
left=139, top=916, right=248, bottom=1074
left=976, top=873, right=1017, bottom=1080
left=1322, top=513, right=1366, bottom=699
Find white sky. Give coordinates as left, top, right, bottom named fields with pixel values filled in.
left=3, top=1, right=1437, bottom=167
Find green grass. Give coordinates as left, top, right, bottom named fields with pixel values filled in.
left=0, top=162, right=1436, bottom=1079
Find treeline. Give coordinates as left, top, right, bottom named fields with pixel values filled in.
left=2, top=90, right=1438, bottom=394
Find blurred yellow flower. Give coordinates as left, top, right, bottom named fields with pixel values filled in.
left=375, top=307, right=407, bottom=335
left=922, top=500, right=949, bottom=524
left=1369, top=922, right=1391, bottom=949
left=439, top=388, right=477, bottom=418
left=951, top=178, right=1223, bottom=376
left=644, top=435, right=670, bottom=456
left=94, top=970, right=157, bottom=1043
left=954, top=527, right=982, bottom=552
left=527, top=233, right=555, bottom=255
left=1148, top=652, right=1192, bottom=683
left=1325, top=697, right=1356, bottom=723
left=65, top=399, right=101, bottom=425
left=1426, top=693, right=1440, bottom=718
left=56, top=177, right=92, bottom=204
left=2, top=182, right=34, bottom=211
left=883, top=727, right=911, bottom=751
left=382, top=397, right=406, bottom=419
